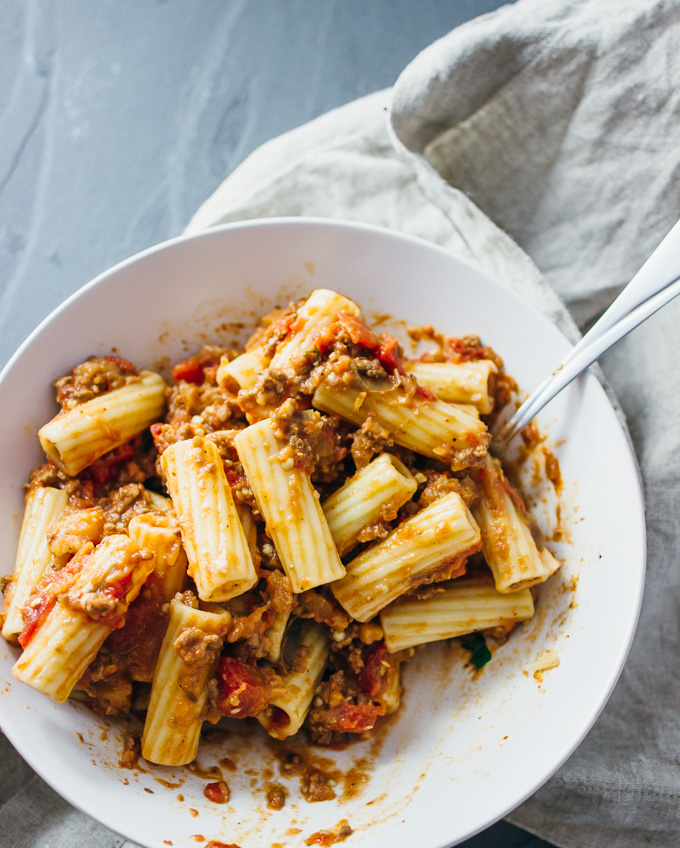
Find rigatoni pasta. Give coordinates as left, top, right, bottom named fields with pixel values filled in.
left=406, top=360, right=498, bottom=413
left=161, top=437, right=257, bottom=602
left=234, top=418, right=345, bottom=592
left=257, top=620, right=330, bottom=739
left=13, top=535, right=154, bottom=701
left=2, top=487, right=68, bottom=642
left=269, top=288, right=360, bottom=372
left=472, top=454, right=560, bottom=593
left=332, top=492, right=482, bottom=622
left=142, top=595, right=230, bottom=765
left=380, top=577, right=535, bottom=652
left=39, top=370, right=166, bottom=476
left=322, top=453, right=418, bottom=555
left=312, top=379, right=489, bottom=470
left=4, top=289, right=563, bottom=764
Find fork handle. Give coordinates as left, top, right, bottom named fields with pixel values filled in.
left=491, top=222, right=680, bottom=457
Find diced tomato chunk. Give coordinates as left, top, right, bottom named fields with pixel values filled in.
left=172, top=356, right=207, bottom=384
left=81, top=442, right=134, bottom=489
left=103, top=355, right=137, bottom=374
left=337, top=312, right=380, bottom=350
left=217, top=657, right=272, bottom=718
left=104, top=583, right=167, bottom=681
left=326, top=702, right=385, bottom=734
left=376, top=334, right=406, bottom=375
left=358, top=642, right=390, bottom=699
left=18, top=593, right=55, bottom=648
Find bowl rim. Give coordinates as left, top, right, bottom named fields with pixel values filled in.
left=0, top=216, right=647, bottom=846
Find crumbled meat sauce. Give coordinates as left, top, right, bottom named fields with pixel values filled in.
left=271, top=399, right=346, bottom=481
left=175, top=628, right=223, bottom=664
left=521, top=421, right=543, bottom=450
left=279, top=753, right=337, bottom=803
left=267, top=785, right=286, bottom=810
left=119, top=732, right=141, bottom=769
left=305, top=821, right=353, bottom=846
left=543, top=447, right=562, bottom=490
left=350, top=413, right=393, bottom=470
left=54, top=355, right=138, bottom=411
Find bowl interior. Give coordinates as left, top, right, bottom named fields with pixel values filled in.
left=0, top=220, right=644, bottom=848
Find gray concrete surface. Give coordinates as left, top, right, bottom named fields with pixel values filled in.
left=0, top=2, right=557, bottom=847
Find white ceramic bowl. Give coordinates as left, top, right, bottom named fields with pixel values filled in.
left=0, top=219, right=645, bottom=848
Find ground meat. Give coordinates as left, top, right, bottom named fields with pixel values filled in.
left=303, top=771, right=337, bottom=803
left=227, top=604, right=273, bottom=654
left=79, top=655, right=133, bottom=716
left=77, top=435, right=159, bottom=499
left=294, top=590, right=351, bottom=633
left=245, top=303, right=299, bottom=355
left=353, top=357, right=388, bottom=380
left=408, top=327, right=503, bottom=367
left=278, top=753, right=337, bottom=803
left=267, top=786, right=286, bottom=810
left=54, top=355, right=138, bottom=411
left=417, top=468, right=480, bottom=511
left=350, top=413, right=393, bottom=469
left=119, top=732, right=141, bottom=768
left=174, top=627, right=223, bottom=664
left=99, top=483, right=153, bottom=535
left=201, top=430, right=256, bottom=508
left=264, top=569, right=294, bottom=615
left=241, top=368, right=290, bottom=412
left=203, top=781, right=231, bottom=804
left=271, top=399, right=346, bottom=481
left=306, top=667, right=385, bottom=745
left=155, top=355, right=245, bottom=453
left=28, top=461, right=63, bottom=491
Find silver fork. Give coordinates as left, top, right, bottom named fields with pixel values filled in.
left=491, top=220, right=680, bottom=457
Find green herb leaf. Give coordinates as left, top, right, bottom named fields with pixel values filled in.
left=460, top=633, right=492, bottom=669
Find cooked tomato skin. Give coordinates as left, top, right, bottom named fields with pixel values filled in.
left=80, top=443, right=134, bottom=490
left=336, top=313, right=408, bottom=375
left=171, top=356, right=208, bottom=384
left=358, top=642, right=390, bottom=699
left=322, top=702, right=385, bottom=733
left=216, top=657, right=272, bottom=718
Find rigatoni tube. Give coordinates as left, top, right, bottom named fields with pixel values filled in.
left=2, top=487, right=68, bottom=642
left=270, top=289, right=360, bottom=372
left=217, top=347, right=270, bottom=391
left=234, top=419, right=345, bottom=593
left=332, top=492, right=481, bottom=622
left=380, top=576, right=535, bottom=652
left=257, top=620, right=329, bottom=740
left=142, top=597, right=230, bottom=765
left=322, top=453, right=417, bottom=555
left=313, top=380, right=488, bottom=470
left=406, top=360, right=498, bottom=414
left=38, top=370, right=167, bottom=476
left=473, top=454, right=560, bottom=593
left=127, top=513, right=188, bottom=602
left=12, top=535, right=155, bottom=701
left=161, top=437, right=257, bottom=603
